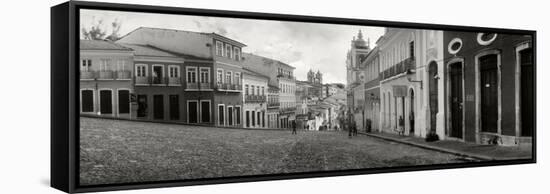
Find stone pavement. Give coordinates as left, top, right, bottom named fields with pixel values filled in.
left=359, top=131, right=533, bottom=161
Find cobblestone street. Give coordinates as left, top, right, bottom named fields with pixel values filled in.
left=80, top=117, right=467, bottom=186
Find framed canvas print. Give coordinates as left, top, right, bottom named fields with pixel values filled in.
left=51, top=1, right=536, bottom=193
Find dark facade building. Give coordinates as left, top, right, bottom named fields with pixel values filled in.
left=443, top=31, right=533, bottom=146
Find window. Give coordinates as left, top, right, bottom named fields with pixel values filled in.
left=169, top=65, right=180, bottom=78
left=256, top=86, right=260, bottom=95
left=136, top=64, right=147, bottom=77
left=217, top=69, right=224, bottom=84
left=251, top=85, right=255, bottom=95
left=226, top=44, right=232, bottom=59
left=261, top=86, right=265, bottom=96
left=216, top=41, right=224, bottom=56
left=409, top=41, right=415, bottom=58
left=100, top=59, right=111, bottom=72
left=81, top=59, right=92, bottom=71
left=245, top=85, right=249, bottom=95
left=199, top=67, right=210, bottom=83
left=234, top=72, right=241, bottom=85
left=201, top=100, right=211, bottom=123
left=186, top=67, right=197, bottom=83
left=226, top=71, right=232, bottom=84
left=234, top=47, right=241, bottom=61
left=116, top=60, right=126, bottom=72
left=81, top=89, right=94, bottom=112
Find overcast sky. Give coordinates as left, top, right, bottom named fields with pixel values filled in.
left=81, top=9, right=384, bottom=84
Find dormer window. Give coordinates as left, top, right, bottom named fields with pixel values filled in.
left=233, top=47, right=241, bottom=61
left=216, top=41, right=224, bottom=56
left=225, top=44, right=232, bottom=59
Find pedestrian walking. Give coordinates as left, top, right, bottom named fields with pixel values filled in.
left=292, top=120, right=297, bottom=135
left=353, top=121, right=358, bottom=136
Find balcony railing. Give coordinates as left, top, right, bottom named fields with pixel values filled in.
left=215, top=83, right=242, bottom=92
left=80, top=70, right=132, bottom=80
left=381, top=57, right=415, bottom=80
left=199, top=82, right=211, bottom=90
left=168, top=77, right=181, bottom=85
left=267, top=102, right=280, bottom=108
left=80, top=71, right=95, bottom=79
left=245, top=95, right=267, bottom=103
left=280, top=107, right=297, bottom=113
left=117, top=71, right=131, bottom=79
left=99, top=71, right=114, bottom=79
left=276, top=74, right=295, bottom=80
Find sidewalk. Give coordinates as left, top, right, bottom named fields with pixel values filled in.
left=359, top=131, right=533, bottom=161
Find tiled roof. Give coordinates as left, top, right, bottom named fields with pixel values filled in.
left=242, top=68, right=269, bottom=80
left=118, top=44, right=179, bottom=57
left=80, top=39, right=132, bottom=51
left=242, top=52, right=295, bottom=69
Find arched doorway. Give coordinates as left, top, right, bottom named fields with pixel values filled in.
left=428, top=62, right=438, bottom=134
left=409, top=88, right=415, bottom=135
left=449, top=62, right=463, bottom=138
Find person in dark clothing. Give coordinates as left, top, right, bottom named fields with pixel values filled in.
left=398, top=116, right=405, bottom=136
left=292, top=120, right=297, bottom=135
left=353, top=121, right=358, bottom=136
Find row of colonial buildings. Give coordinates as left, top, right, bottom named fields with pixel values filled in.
left=80, top=27, right=297, bottom=129
left=347, top=29, right=533, bottom=146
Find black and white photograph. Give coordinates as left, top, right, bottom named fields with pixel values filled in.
left=77, top=8, right=534, bottom=187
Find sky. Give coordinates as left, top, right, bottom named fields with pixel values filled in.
left=80, top=9, right=385, bottom=84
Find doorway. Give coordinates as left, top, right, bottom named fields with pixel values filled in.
left=520, top=48, right=533, bottom=136
left=153, top=95, right=164, bottom=120
left=188, top=101, right=198, bottom=123
left=449, top=62, right=463, bottom=138
left=99, top=90, right=112, bottom=114
left=409, top=89, right=415, bottom=135
left=479, top=54, right=498, bottom=133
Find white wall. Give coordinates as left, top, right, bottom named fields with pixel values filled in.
left=6, top=1, right=547, bottom=194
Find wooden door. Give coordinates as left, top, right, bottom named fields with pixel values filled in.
left=520, top=48, right=534, bottom=136
left=153, top=95, right=164, bottom=120
left=188, top=101, right=198, bottom=123
left=118, top=90, right=130, bottom=114
left=228, top=107, right=233, bottom=126
left=169, top=95, right=179, bottom=120
left=100, top=90, right=112, bottom=114
left=137, top=95, right=147, bottom=117
left=81, top=90, right=94, bottom=112
left=450, top=63, right=463, bottom=138
left=480, top=55, right=498, bottom=133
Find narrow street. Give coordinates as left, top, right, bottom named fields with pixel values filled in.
left=80, top=117, right=468, bottom=186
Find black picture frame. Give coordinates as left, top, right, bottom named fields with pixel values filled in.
left=51, top=1, right=536, bottom=193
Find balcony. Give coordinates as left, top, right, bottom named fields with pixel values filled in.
left=186, top=82, right=198, bottom=90
left=280, top=107, right=296, bottom=113
left=168, top=77, right=181, bottom=86
left=98, top=71, right=114, bottom=79
left=200, top=82, right=212, bottom=90
left=276, top=74, right=295, bottom=80
left=151, top=76, right=166, bottom=85
left=245, top=95, right=267, bottom=103
left=80, top=71, right=95, bottom=79
left=267, top=101, right=280, bottom=108
left=381, top=57, right=415, bottom=80
left=215, top=83, right=242, bottom=92
left=116, top=71, right=131, bottom=80
left=135, top=76, right=149, bottom=85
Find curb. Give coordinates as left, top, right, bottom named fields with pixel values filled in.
left=358, top=132, right=494, bottom=161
